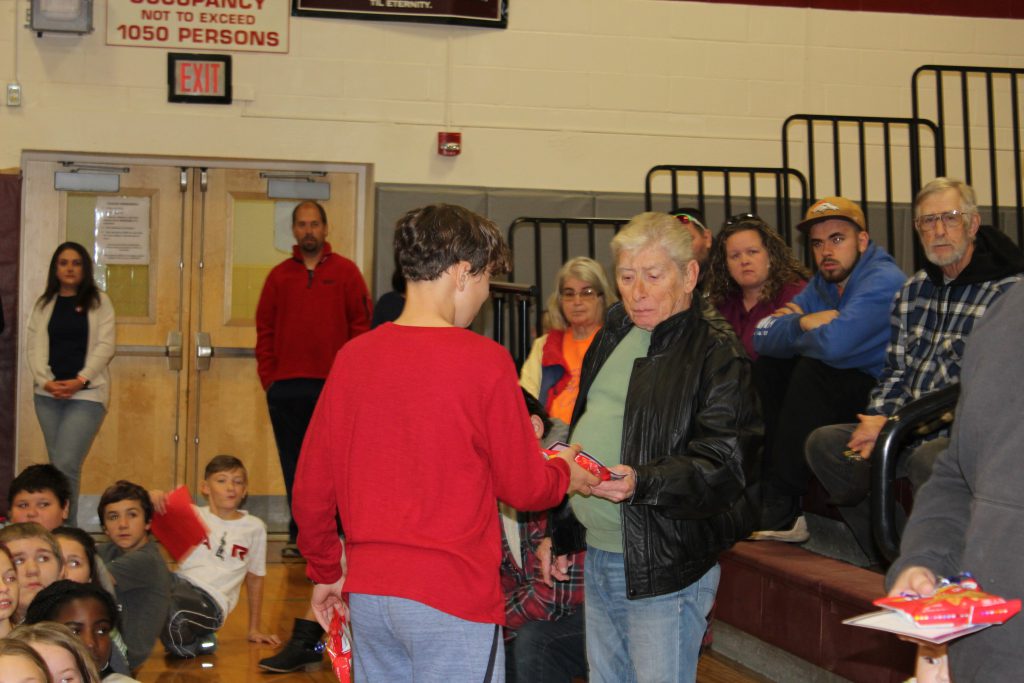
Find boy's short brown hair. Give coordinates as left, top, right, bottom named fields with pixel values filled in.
left=204, top=454, right=248, bottom=481
left=394, top=204, right=511, bottom=282
left=98, top=480, right=154, bottom=524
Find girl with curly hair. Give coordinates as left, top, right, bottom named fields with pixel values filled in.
left=706, top=216, right=809, bottom=359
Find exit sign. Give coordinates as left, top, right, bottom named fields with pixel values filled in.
left=168, top=53, right=232, bottom=104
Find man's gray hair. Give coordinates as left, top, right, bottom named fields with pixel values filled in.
left=611, top=212, right=693, bottom=273
left=915, top=177, right=978, bottom=216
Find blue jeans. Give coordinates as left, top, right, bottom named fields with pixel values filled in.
left=349, top=593, right=503, bottom=683
left=505, top=606, right=586, bottom=683
left=584, top=546, right=719, bottom=683
left=33, top=394, right=106, bottom=526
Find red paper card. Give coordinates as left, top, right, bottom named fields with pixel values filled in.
left=150, top=486, right=209, bottom=562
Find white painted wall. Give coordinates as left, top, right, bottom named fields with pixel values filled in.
left=1, top=0, right=1022, bottom=197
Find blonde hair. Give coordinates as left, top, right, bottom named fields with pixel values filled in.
left=611, top=212, right=693, bottom=273
left=0, top=639, right=50, bottom=681
left=915, top=177, right=978, bottom=216
left=0, top=523, right=64, bottom=574
left=545, top=257, right=617, bottom=331
left=10, top=622, right=101, bottom=683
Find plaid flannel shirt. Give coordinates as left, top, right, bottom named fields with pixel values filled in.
left=866, top=270, right=1022, bottom=417
left=500, top=510, right=585, bottom=632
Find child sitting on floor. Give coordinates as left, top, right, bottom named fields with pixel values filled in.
left=6, top=464, right=71, bottom=530
left=0, top=523, right=65, bottom=624
left=97, top=480, right=171, bottom=672
left=26, top=579, right=139, bottom=682
left=151, top=454, right=279, bottom=657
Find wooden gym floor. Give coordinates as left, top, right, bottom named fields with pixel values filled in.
left=135, top=559, right=768, bottom=683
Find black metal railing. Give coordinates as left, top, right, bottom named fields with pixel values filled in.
left=489, top=281, right=537, bottom=370
left=912, top=65, right=1024, bottom=243
left=782, top=114, right=942, bottom=262
left=871, top=384, right=960, bottom=564
left=507, top=217, right=627, bottom=334
left=643, top=165, right=809, bottom=248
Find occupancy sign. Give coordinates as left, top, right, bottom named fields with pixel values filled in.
left=107, top=0, right=289, bottom=53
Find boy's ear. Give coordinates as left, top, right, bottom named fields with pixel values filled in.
left=199, top=480, right=210, bottom=497
left=61, top=500, right=70, bottom=521
left=529, top=415, right=544, bottom=440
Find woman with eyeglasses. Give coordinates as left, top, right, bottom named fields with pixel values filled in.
left=520, top=257, right=617, bottom=425
left=26, top=242, right=116, bottom=527
left=706, top=216, right=809, bottom=359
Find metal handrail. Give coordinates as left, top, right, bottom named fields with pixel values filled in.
left=643, top=164, right=809, bottom=249
left=507, top=216, right=628, bottom=334
left=912, top=65, right=1024, bottom=243
left=489, top=281, right=537, bottom=370
left=871, top=383, right=960, bottom=563
left=782, top=113, right=942, bottom=269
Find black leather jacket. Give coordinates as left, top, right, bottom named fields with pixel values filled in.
left=551, top=300, right=762, bottom=599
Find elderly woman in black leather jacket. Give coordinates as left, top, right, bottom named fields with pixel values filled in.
left=550, top=211, right=762, bottom=683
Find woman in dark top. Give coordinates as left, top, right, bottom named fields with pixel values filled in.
left=26, top=242, right=116, bottom=526
left=706, top=216, right=809, bottom=359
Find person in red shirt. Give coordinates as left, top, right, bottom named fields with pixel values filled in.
left=255, top=200, right=372, bottom=559
left=293, top=203, right=597, bottom=682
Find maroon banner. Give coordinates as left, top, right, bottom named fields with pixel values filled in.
left=293, top=0, right=507, bottom=28
left=690, top=0, right=1024, bottom=21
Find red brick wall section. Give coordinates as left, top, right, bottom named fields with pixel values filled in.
left=0, top=174, right=21, bottom=518
left=686, top=0, right=1024, bottom=20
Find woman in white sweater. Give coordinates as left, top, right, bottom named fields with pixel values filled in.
left=26, top=242, right=115, bottom=525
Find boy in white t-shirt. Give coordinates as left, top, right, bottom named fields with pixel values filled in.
left=154, top=455, right=280, bottom=657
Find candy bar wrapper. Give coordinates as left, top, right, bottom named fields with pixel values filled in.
left=874, top=576, right=1021, bottom=627
left=326, top=610, right=353, bottom=682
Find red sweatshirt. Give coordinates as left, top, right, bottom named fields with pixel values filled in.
left=293, top=324, right=570, bottom=625
left=255, top=242, right=372, bottom=389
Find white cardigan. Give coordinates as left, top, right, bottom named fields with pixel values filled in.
left=26, top=291, right=116, bottom=408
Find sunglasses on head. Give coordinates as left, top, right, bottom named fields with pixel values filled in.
left=724, top=212, right=764, bottom=226
left=672, top=212, right=708, bottom=233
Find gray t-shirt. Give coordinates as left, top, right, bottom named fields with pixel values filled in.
left=98, top=540, right=172, bottom=670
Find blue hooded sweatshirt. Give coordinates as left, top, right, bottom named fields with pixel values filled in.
left=752, top=241, right=906, bottom=378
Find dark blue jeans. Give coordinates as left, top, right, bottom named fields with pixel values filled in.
left=505, top=607, right=586, bottom=683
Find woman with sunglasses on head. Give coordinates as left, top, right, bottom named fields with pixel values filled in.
left=520, top=257, right=617, bottom=426
left=26, top=242, right=116, bottom=526
left=706, top=215, right=809, bottom=360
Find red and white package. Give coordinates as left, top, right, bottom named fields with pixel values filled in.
left=325, top=610, right=353, bottom=682
left=874, top=576, right=1021, bottom=628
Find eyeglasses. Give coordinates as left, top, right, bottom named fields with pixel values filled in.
left=560, top=287, right=601, bottom=301
left=914, top=210, right=969, bottom=232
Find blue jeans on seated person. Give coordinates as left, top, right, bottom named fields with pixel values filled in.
left=806, top=422, right=948, bottom=561
left=34, top=394, right=106, bottom=526
left=349, top=593, right=503, bottom=683
left=505, top=606, right=586, bottom=683
left=584, top=546, right=719, bottom=683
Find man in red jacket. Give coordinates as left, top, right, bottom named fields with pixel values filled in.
left=255, top=200, right=371, bottom=558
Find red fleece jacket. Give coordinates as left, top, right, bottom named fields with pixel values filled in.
left=255, top=242, right=372, bottom=389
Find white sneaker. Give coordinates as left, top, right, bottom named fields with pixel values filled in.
left=748, top=515, right=810, bottom=543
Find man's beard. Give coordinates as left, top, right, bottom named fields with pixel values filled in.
left=925, top=239, right=970, bottom=268
left=820, top=249, right=861, bottom=284
left=299, top=237, right=322, bottom=254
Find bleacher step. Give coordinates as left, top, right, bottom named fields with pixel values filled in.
left=716, top=541, right=914, bottom=683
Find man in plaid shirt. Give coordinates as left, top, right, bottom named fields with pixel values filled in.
left=807, top=177, right=1024, bottom=562
left=500, top=391, right=586, bottom=683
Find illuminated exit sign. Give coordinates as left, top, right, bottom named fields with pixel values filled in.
left=168, top=53, right=232, bottom=105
